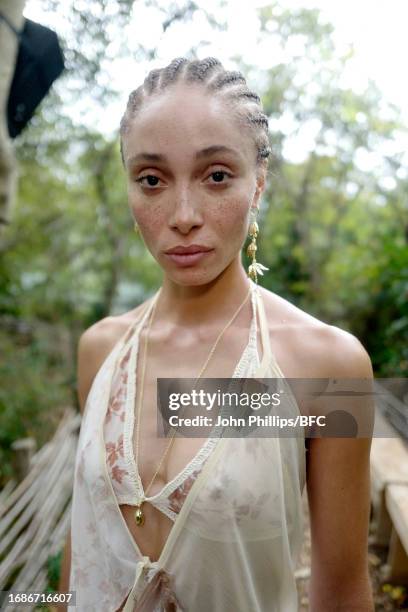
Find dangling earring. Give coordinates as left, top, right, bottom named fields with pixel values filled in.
left=246, top=205, right=269, bottom=284
left=134, top=222, right=139, bottom=234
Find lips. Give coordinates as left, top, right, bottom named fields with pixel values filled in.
left=164, top=245, right=213, bottom=255
left=164, top=246, right=214, bottom=268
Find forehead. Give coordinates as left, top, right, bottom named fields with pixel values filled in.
left=123, top=83, right=254, bottom=166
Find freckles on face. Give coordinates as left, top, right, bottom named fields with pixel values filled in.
left=124, top=84, right=260, bottom=279
left=135, top=201, right=164, bottom=237
left=131, top=189, right=250, bottom=259
left=214, top=193, right=250, bottom=246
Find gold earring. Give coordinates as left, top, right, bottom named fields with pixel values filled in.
left=134, top=222, right=139, bottom=234
left=246, top=206, right=269, bottom=284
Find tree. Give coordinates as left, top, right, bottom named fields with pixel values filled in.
left=233, top=3, right=407, bottom=374
left=0, top=0, right=26, bottom=230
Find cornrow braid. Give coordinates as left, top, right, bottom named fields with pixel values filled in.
left=144, top=69, right=162, bottom=94
left=232, top=90, right=261, bottom=104
left=247, top=111, right=269, bottom=129
left=160, top=57, right=188, bottom=88
left=184, top=57, right=222, bottom=82
left=207, top=70, right=246, bottom=91
left=119, top=57, right=271, bottom=167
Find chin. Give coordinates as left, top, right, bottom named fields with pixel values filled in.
left=163, top=267, right=222, bottom=287
left=169, top=274, right=214, bottom=287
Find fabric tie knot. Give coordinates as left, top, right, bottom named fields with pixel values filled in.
left=124, top=557, right=184, bottom=611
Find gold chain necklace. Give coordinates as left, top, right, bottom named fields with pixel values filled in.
left=134, top=283, right=252, bottom=526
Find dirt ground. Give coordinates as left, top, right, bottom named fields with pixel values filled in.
left=295, top=491, right=408, bottom=611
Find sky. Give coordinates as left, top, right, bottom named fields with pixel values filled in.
left=276, top=0, right=408, bottom=113
left=24, top=0, right=408, bottom=168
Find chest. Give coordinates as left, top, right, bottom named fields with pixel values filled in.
left=129, top=324, right=261, bottom=489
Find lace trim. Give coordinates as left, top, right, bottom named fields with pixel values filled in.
left=144, top=283, right=260, bottom=502
left=101, top=283, right=307, bottom=530
left=234, top=284, right=261, bottom=377
left=248, top=282, right=258, bottom=347
left=123, top=298, right=158, bottom=499
left=122, top=281, right=261, bottom=508
left=149, top=498, right=178, bottom=522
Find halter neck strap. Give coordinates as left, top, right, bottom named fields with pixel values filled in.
left=251, top=281, right=273, bottom=373
left=118, top=289, right=162, bottom=352
left=119, top=281, right=264, bottom=360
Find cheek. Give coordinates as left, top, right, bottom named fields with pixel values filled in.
left=214, top=196, right=250, bottom=241
left=130, top=193, right=251, bottom=247
left=131, top=202, right=165, bottom=242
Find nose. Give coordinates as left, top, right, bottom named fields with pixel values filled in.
left=168, top=183, right=204, bottom=234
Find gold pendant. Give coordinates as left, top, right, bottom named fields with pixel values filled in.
left=134, top=503, right=145, bottom=526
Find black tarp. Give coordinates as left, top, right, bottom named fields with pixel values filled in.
left=0, top=12, right=64, bottom=138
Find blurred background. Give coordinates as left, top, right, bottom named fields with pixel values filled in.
left=0, top=0, right=407, bottom=609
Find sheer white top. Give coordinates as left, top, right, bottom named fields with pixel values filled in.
left=103, top=281, right=261, bottom=521
left=69, top=280, right=307, bottom=611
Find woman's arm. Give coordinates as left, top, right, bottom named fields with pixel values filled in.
left=307, top=329, right=375, bottom=611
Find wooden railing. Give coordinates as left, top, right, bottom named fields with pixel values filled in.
left=370, top=381, right=408, bottom=585
left=0, top=408, right=80, bottom=611
left=1, top=382, right=407, bottom=608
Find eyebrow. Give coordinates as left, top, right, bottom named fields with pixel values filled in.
left=126, top=145, right=242, bottom=167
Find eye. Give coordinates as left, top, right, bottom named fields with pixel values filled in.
left=207, top=170, right=233, bottom=184
left=135, top=174, right=162, bottom=188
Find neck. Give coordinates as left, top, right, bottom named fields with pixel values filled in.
left=154, top=259, right=253, bottom=328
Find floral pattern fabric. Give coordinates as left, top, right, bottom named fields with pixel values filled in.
left=69, top=282, right=307, bottom=611
left=104, top=343, right=206, bottom=514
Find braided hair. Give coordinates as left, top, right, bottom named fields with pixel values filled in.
left=119, top=57, right=271, bottom=169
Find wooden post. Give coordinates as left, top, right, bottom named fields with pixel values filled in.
left=11, top=437, right=37, bottom=482
left=385, top=527, right=408, bottom=584
left=384, top=484, right=408, bottom=584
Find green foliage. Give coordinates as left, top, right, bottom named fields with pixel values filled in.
left=1, top=1, right=407, bottom=490
left=241, top=2, right=407, bottom=377
left=0, top=0, right=227, bottom=486
left=0, top=329, right=71, bottom=485
left=46, top=550, right=62, bottom=591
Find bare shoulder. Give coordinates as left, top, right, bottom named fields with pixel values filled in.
left=80, top=301, right=147, bottom=351
left=76, top=301, right=149, bottom=414
left=257, top=286, right=373, bottom=379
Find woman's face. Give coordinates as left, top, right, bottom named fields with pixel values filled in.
left=123, top=83, right=266, bottom=286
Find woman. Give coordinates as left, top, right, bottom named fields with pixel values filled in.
left=62, top=57, right=375, bottom=611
